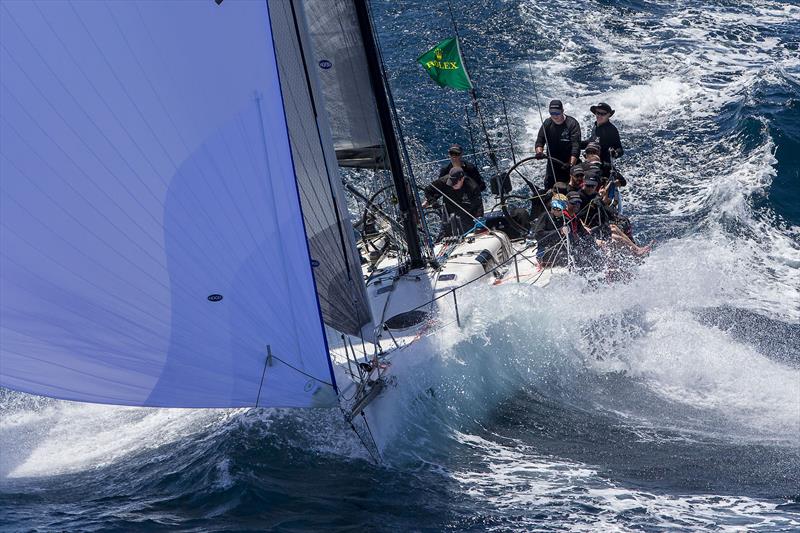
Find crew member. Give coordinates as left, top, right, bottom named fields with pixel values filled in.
left=423, top=167, right=484, bottom=238
left=533, top=194, right=570, bottom=266
left=565, top=191, right=591, bottom=238
left=583, top=102, right=623, bottom=176
left=534, top=100, right=582, bottom=190
left=439, top=143, right=486, bottom=192
left=565, top=191, right=604, bottom=269
left=577, top=175, right=650, bottom=256
left=569, top=165, right=585, bottom=192
left=578, top=169, right=605, bottom=226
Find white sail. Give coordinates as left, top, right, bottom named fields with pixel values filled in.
left=269, top=0, right=373, bottom=339
left=302, top=0, right=386, bottom=169
left=0, top=1, right=337, bottom=407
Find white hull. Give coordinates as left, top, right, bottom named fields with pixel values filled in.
left=327, top=230, right=566, bottom=453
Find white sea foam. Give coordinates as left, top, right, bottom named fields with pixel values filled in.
left=0, top=401, right=230, bottom=479
left=520, top=0, right=800, bottom=322
left=451, top=432, right=799, bottom=532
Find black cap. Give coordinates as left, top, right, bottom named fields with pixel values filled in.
left=448, top=144, right=463, bottom=155
left=567, top=191, right=583, bottom=204
left=570, top=165, right=585, bottom=177
left=549, top=99, right=564, bottom=111
left=583, top=169, right=601, bottom=186
left=590, top=102, right=615, bottom=116
left=446, top=167, right=465, bottom=185
left=585, top=141, right=601, bottom=154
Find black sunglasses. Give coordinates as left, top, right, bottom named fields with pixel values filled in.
left=594, top=111, right=609, bottom=116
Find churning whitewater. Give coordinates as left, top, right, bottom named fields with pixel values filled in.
left=2, top=0, right=799, bottom=531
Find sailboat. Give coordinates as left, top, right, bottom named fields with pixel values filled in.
left=0, top=0, right=564, bottom=459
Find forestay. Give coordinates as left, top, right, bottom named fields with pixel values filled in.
left=0, top=1, right=337, bottom=408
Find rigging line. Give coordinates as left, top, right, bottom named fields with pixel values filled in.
left=255, top=345, right=271, bottom=407
left=501, top=98, right=517, bottom=164
left=360, top=412, right=382, bottom=462
left=527, top=261, right=548, bottom=286
left=444, top=0, right=497, bottom=169
left=346, top=416, right=380, bottom=464
left=425, top=181, right=539, bottom=270
left=524, top=60, right=573, bottom=269
left=369, top=7, right=435, bottom=259
left=269, top=353, right=334, bottom=388
left=464, top=104, right=477, bottom=155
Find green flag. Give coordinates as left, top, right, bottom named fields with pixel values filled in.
left=417, top=37, right=473, bottom=91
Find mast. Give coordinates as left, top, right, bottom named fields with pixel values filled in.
left=353, top=0, right=425, bottom=269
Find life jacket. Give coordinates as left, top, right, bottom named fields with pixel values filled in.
left=564, top=211, right=580, bottom=235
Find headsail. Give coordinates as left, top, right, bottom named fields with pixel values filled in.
left=0, top=1, right=337, bottom=407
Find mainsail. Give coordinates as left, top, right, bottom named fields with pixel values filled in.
left=0, top=1, right=356, bottom=408
left=302, top=0, right=386, bottom=169
left=268, top=0, right=373, bottom=339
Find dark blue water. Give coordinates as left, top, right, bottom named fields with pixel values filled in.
left=2, top=1, right=799, bottom=531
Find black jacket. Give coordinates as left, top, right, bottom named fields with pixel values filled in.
left=424, top=175, right=484, bottom=228
left=439, top=161, right=486, bottom=192
left=582, top=121, right=623, bottom=166
left=535, top=116, right=582, bottom=163
left=577, top=191, right=616, bottom=229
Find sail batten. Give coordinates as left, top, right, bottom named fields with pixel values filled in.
left=1, top=1, right=337, bottom=408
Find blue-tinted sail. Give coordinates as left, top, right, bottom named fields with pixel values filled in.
left=0, top=0, right=337, bottom=407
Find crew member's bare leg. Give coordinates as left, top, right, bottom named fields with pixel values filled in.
left=609, top=225, right=651, bottom=256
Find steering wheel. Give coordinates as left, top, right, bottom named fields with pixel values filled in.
left=495, top=156, right=552, bottom=235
